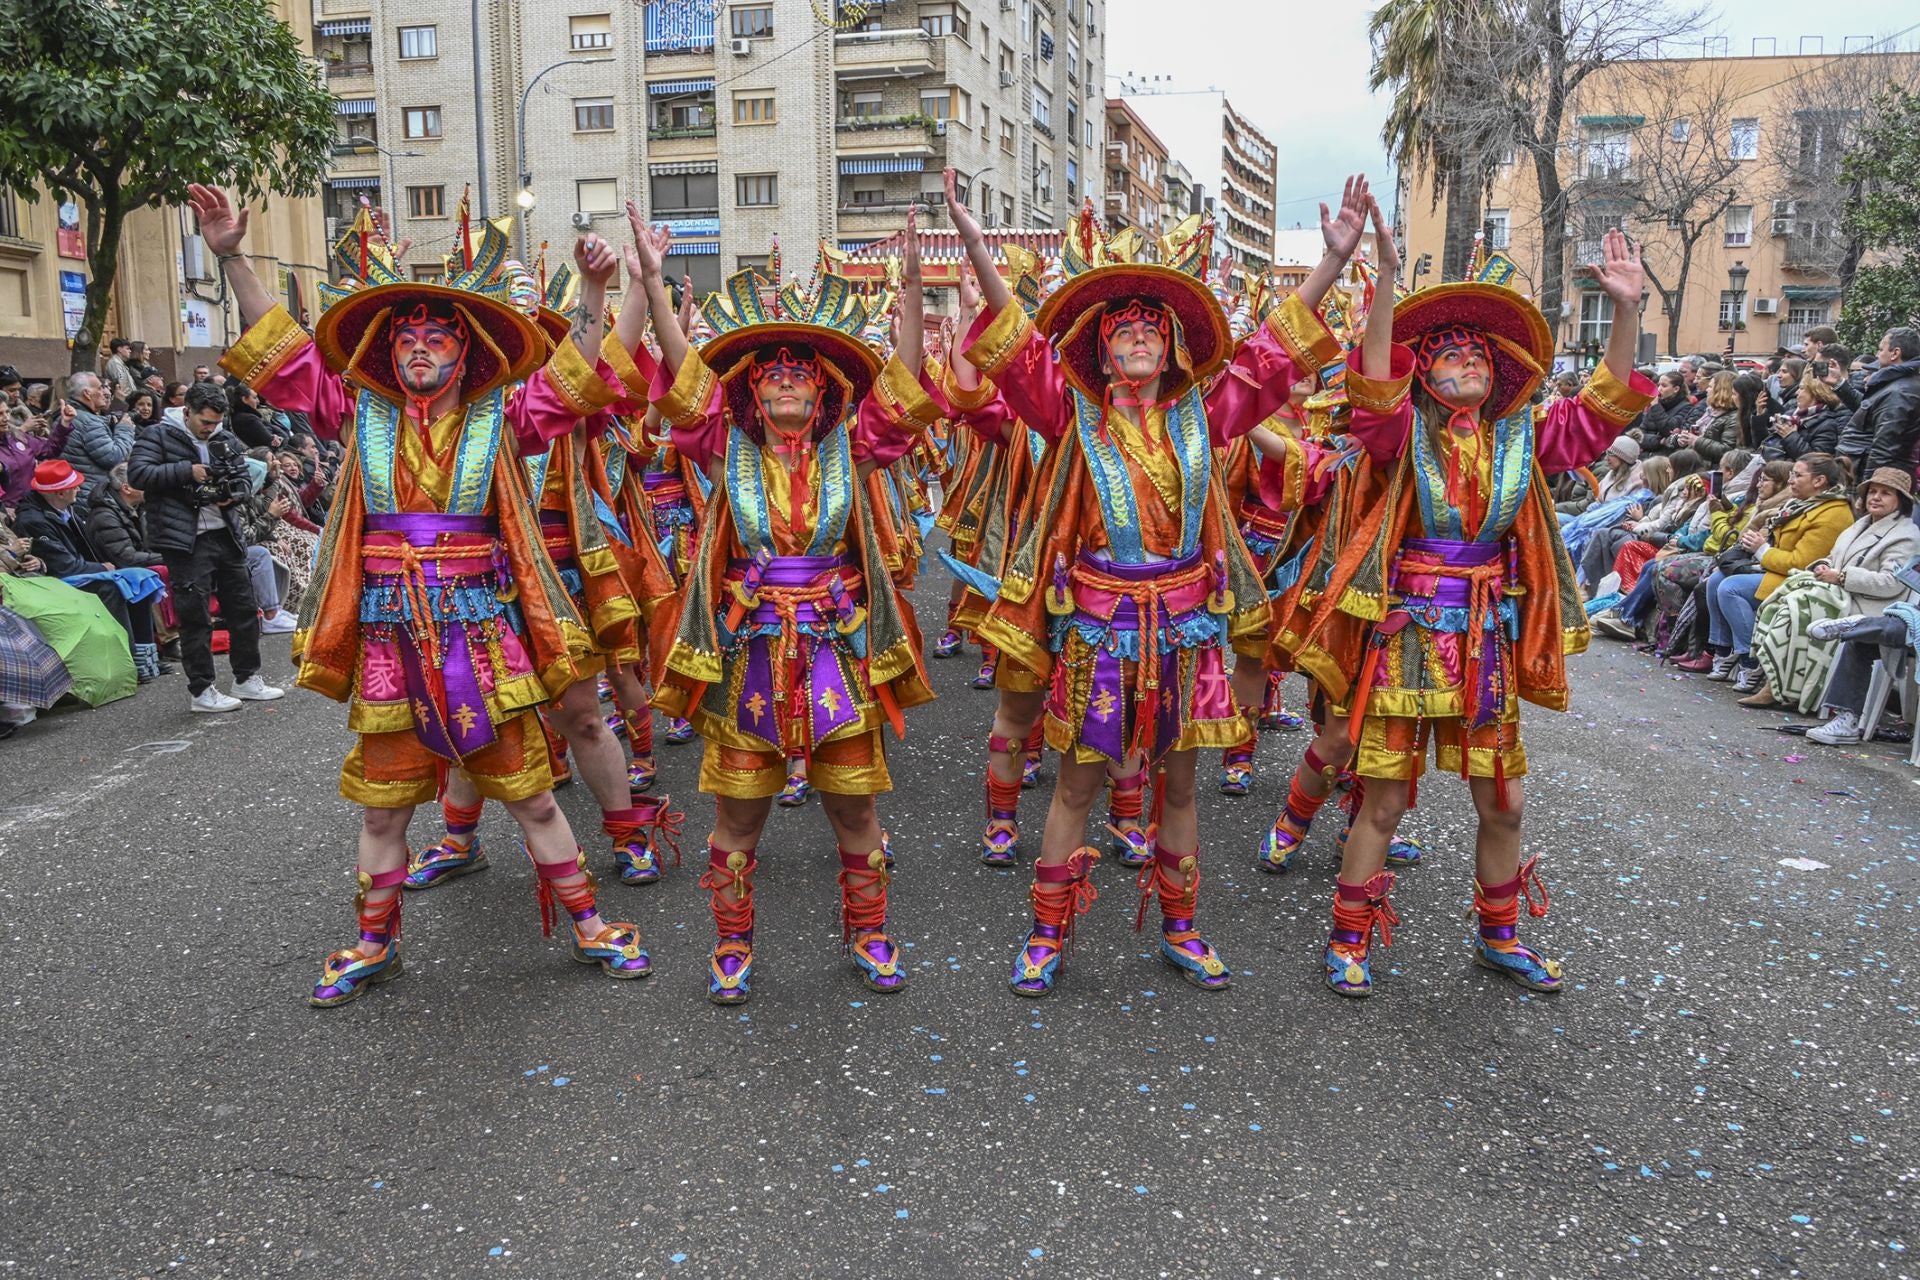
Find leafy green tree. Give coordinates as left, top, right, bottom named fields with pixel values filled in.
left=1840, top=85, right=1920, bottom=348
left=0, top=0, right=335, bottom=372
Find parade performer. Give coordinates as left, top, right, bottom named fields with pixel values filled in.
left=1284, top=214, right=1651, bottom=998
left=406, top=258, right=683, bottom=891
left=196, top=185, right=655, bottom=1005
left=947, top=169, right=1367, bottom=996
left=940, top=255, right=1152, bottom=871
left=627, top=206, right=940, bottom=1005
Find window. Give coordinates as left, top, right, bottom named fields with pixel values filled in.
left=847, top=91, right=884, bottom=118
left=1066, top=36, right=1080, bottom=81
left=921, top=90, right=952, bottom=120
left=652, top=93, right=715, bottom=133
left=1583, top=126, right=1631, bottom=179
left=1066, top=103, right=1077, bottom=146
left=1718, top=290, right=1746, bottom=328
left=1670, top=118, right=1691, bottom=143
left=733, top=93, right=775, bottom=124
left=849, top=184, right=886, bottom=207
left=570, top=13, right=612, bottom=50
left=403, top=106, right=442, bottom=139
left=576, top=179, right=618, bottom=214
left=1001, top=193, right=1015, bottom=226
left=1032, top=86, right=1051, bottom=127
left=333, top=111, right=376, bottom=148
left=1730, top=117, right=1759, bottom=160
left=1795, top=111, right=1852, bottom=178
left=406, top=185, right=446, bottom=219
left=1578, top=293, right=1614, bottom=348
left=398, top=25, right=437, bottom=59
left=574, top=97, right=614, bottom=132
left=1000, top=118, right=1015, bottom=153
left=730, top=5, right=773, bottom=37
left=736, top=174, right=778, bottom=206
left=1786, top=303, right=1828, bottom=327
left=662, top=252, right=721, bottom=300
left=921, top=3, right=967, bottom=39
left=650, top=170, right=719, bottom=214
left=0, top=188, right=20, bottom=239
left=1486, top=208, right=1510, bottom=249
left=411, top=264, right=444, bottom=283
left=999, top=42, right=1014, bottom=80
left=1065, top=157, right=1078, bottom=199
left=737, top=254, right=771, bottom=274
left=1724, top=204, right=1753, bottom=247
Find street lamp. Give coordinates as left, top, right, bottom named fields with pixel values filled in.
left=1726, top=260, right=1749, bottom=357
left=515, top=57, right=615, bottom=260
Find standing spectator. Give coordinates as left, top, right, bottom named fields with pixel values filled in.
left=1, top=365, right=26, bottom=433
left=102, top=338, right=138, bottom=403
left=258, top=449, right=322, bottom=611
left=128, top=382, right=282, bottom=712
left=1836, top=327, right=1920, bottom=473
left=1764, top=375, right=1849, bottom=461
left=1679, top=355, right=1706, bottom=402
left=1800, top=324, right=1838, bottom=361
left=12, top=459, right=163, bottom=677
left=1637, top=370, right=1702, bottom=454
left=1734, top=372, right=1775, bottom=444
left=58, top=372, right=131, bottom=501
left=162, top=382, right=189, bottom=416
left=125, top=341, right=158, bottom=388
left=191, top=365, right=213, bottom=383
left=1817, top=346, right=1860, bottom=411
left=2, top=398, right=75, bottom=512
left=125, top=388, right=163, bottom=432
left=225, top=383, right=274, bottom=448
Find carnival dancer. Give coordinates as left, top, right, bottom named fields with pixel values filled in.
left=407, top=260, right=683, bottom=892
left=195, top=185, right=654, bottom=1005
left=939, top=255, right=1153, bottom=871
left=1285, top=210, right=1651, bottom=997
left=947, top=169, right=1367, bottom=996
left=627, top=206, right=940, bottom=1005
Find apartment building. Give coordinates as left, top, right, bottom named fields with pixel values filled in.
left=316, top=0, right=1104, bottom=301
left=1124, top=90, right=1278, bottom=278
left=1397, top=43, right=1920, bottom=359
left=1102, top=98, right=1165, bottom=236
left=0, top=0, right=326, bottom=376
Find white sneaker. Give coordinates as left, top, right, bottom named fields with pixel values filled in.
left=1807, top=616, right=1861, bottom=642
left=192, top=687, right=242, bottom=714
left=1590, top=610, right=1636, bottom=641
left=1707, top=655, right=1739, bottom=681
left=259, top=611, right=296, bottom=635
left=1807, top=711, right=1863, bottom=745
left=232, top=675, right=285, bottom=702
left=1732, top=664, right=1763, bottom=693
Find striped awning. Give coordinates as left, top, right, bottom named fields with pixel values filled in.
left=840, top=156, right=925, bottom=175
left=650, top=161, right=719, bottom=176
left=648, top=78, right=715, bottom=96
left=839, top=241, right=878, bottom=252
left=1781, top=285, right=1841, bottom=301
left=327, top=176, right=380, bottom=189
left=319, top=18, right=371, bottom=35
left=335, top=98, right=377, bottom=116
left=665, top=241, right=719, bottom=256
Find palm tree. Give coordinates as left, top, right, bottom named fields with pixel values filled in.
left=1370, top=0, right=1506, bottom=281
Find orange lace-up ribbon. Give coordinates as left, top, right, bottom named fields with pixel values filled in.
left=1134, top=844, right=1197, bottom=931
left=699, top=848, right=757, bottom=937
left=1471, top=854, right=1550, bottom=924
left=1332, top=871, right=1399, bottom=953
left=1032, top=849, right=1101, bottom=948
left=637, top=796, right=687, bottom=868
left=837, top=848, right=892, bottom=943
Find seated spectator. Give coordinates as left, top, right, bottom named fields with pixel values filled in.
left=1804, top=595, right=1920, bottom=746
left=1675, top=371, right=1741, bottom=463
left=1764, top=373, right=1849, bottom=461
left=2, top=397, right=75, bottom=513
left=1580, top=454, right=1678, bottom=591
left=1562, top=437, right=1652, bottom=569
left=12, top=459, right=166, bottom=679
left=1586, top=451, right=1708, bottom=604
left=1636, top=370, right=1702, bottom=455
left=1770, top=356, right=1807, bottom=411
left=226, top=383, right=274, bottom=449
left=58, top=372, right=131, bottom=502
left=254, top=449, right=322, bottom=612
left=1705, top=454, right=1856, bottom=691
left=1746, top=467, right=1920, bottom=710
left=1655, top=455, right=1783, bottom=666
left=1553, top=469, right=1595, bottom=517
left=2, top=365, right=28, bottom=433
left=1735, top=371, right=1775, bottom=443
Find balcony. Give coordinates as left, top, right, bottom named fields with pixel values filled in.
left=327, top=147, right=382, bottom=177
left=648, top=128, right=720, bottom=160
left=836, top=115, right=937, bottom=154
left=648, top=122, right=717, bottom=141
left=838, top=202, right=916, bottom=236
left=325, top=61, right=375, bottom=84
left=834, top=28, right=939, bottom=78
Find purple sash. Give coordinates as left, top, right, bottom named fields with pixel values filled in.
left=728, top=555, right=863, bottom=747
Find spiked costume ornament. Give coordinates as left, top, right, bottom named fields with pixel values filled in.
left=637, top=260, right=944, bottom=1004
left=956, top=200, right=1349, bottom=997
left=1272, top=247, right=1653, bottom=997
left=221, top=204, right=655, bottom=1006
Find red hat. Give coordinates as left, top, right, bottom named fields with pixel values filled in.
left=30, top=460, right=83, bottom=493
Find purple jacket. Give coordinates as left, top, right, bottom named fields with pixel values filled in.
left=0, top=418, right=75, bottom=511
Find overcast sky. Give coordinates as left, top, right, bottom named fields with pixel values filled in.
left=1102, top=0, right=1913, bottom=231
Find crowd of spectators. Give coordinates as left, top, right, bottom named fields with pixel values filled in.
left=1579, top=322, right=1920, bottom=750
left=0, top=345, right=345, bottom=737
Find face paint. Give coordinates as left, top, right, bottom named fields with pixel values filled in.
left=1415, top=327, right=1493, bottom=413
left=749, top=346, right=824, bottom=435
left=391, top=303, right=470, bottom=399
left=1099, top=299, right=1170, bottom=385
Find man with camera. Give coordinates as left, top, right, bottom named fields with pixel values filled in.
left=129, top=382, right=283, bottom=712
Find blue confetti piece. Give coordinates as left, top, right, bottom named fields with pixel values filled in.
left=926, top=1088, right=947, bottom=1095
left=875, top=1183, right=890, bottom=1193
left=1792, top=1215, right=1812, bottom=1225
left=671, top=1254, right=688, bottom=1265
left=856, top=1158, right=871, bottom=1167
left=1023, top=1093, right=1036, bottom=1102
left=489, top=1247, right=503, bottom=1257
left=552, top=1077, right=570, bottom=1087
left=1030, top=1248, right=1045, bottom=1259
left=372, top=1180, right=384, bottom=1189
left=1137, top=1084, right=1150, bottom=1093
left=1248, top=1123, right=1262, bottom=1132
left=1134, top=1185, right=1148, bottom=1195
left=896, top=1209, right=910, bottom=1219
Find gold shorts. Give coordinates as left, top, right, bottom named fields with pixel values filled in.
left=699, top=726, right=892, bottom=798
left=341, top=707, right=554, bottom=808
left=1353, top=713, right=1527, bottom=783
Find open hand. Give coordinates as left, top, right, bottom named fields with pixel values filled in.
left=1581, top=227, right=1645, bottom=310
left=187, top=184, right=248, bottom=257
left=902, top=203, right=923, bottom=290
left=1321, top=175, right=1370, bottom=259
left=1366, top=194, right=1400, bottom=275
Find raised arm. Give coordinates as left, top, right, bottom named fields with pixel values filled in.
left=946, top=168, right=1012, bottom=315
left=1297, top=174, right=1372, bottom=314
left=626, top=202, right=687, bottom=376
left=1537, top=228, right=1656, bottom=472
left=1357, top=194, right=1400, bottom=383
left=895, top=205, right=925, bottom=381
left=189, top=185, right=276, bottom=332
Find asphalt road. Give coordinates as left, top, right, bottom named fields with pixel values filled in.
left=2, top=558, right=1915, bottom=1279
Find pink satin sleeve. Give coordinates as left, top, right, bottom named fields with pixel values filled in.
left=852, top=364, right=950, bottom=468
left=963, top=310, right=1073, bottom=440
left=252, top=339, right=355, bottom=441
left=505, top=360, right=619, bottom=454
left=1203, top=322, right=1322, bottom=448
left=1537, top=370, right=1658, bottom=473
left=958, top=388, right=1016, bottom=447
left=1346, top=345, right=1421, bottom=467
left=650, top=358, right=728, bottom=472
left=1255, top=439, right=1336, bottom=510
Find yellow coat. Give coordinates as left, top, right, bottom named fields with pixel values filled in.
left=1756, top=496, right=1854, bottom=598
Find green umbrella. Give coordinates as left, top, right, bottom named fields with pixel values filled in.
left=0, top=575, right=136, bottom=707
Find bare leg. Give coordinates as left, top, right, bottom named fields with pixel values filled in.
left=344, top=804, right=414, bottom=960
left=548, top=679, right=631, bottom=815
left=1037, top=751, right=1111, bottom=865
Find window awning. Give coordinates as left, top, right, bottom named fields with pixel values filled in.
left=319, top=19, right=371, bottom=35
left=840, top=156, right=925, bottom=174
left=327, top=176, right=381, bottom=189
left=336, top=99, right=377, bottom=116
left=648, top=78, right=715, bottom=96
left=1781, top=285, right=1841, bottom=301
left=840, top=241, right=877, bottom=252
left=1578, top=114, right=1645, bottom=127
left=664, top=241, right=719, bottom=256
left=650, top=161, right=719, bottom=176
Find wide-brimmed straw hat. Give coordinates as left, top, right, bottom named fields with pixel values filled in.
left=1392, top=250, right=1553, bottom=421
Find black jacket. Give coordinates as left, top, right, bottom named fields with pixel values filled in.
left=1837, top=360, right=1920, bottom=471
left=127, top=419, right=248, bottom=554
left=228, top=406, right=275, bottom=449
left=14, top=491, right=108, bottom=576
left=1636, top=393, right=1702, bottom=453
left=1764, top=404, right=1850, bottom=462
left=83, top=484, right=164, bottom=568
